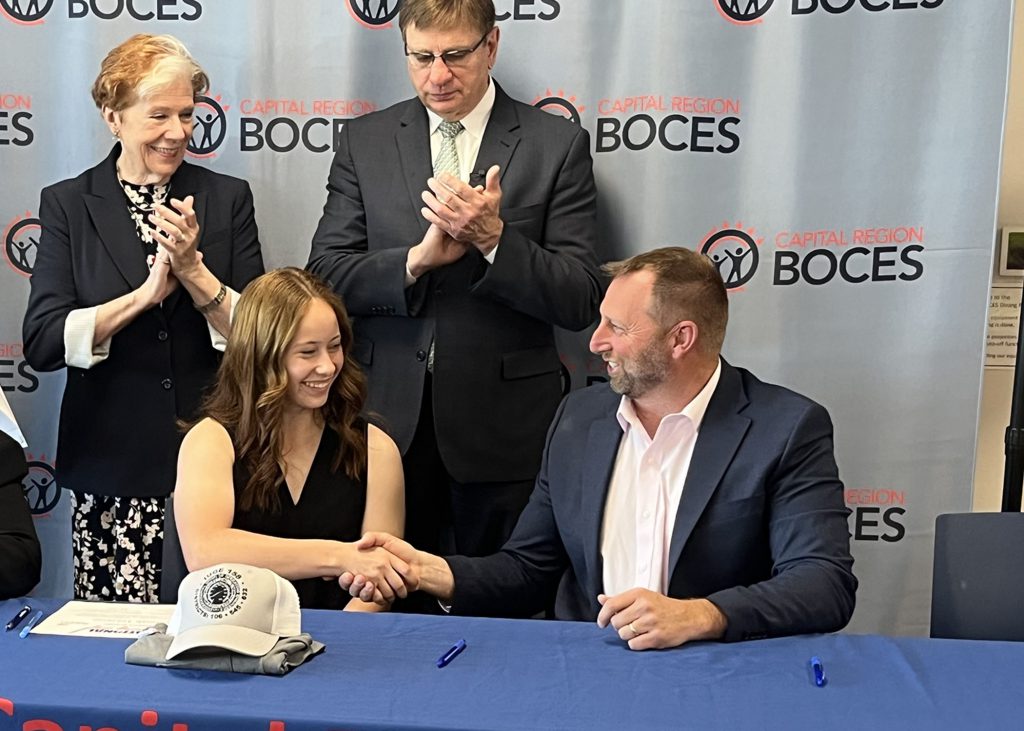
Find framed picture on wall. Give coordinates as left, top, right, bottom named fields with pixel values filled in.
left=1000, top=227, right=1024, bottom=277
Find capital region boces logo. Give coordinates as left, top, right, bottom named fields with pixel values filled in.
left=346, top=0, right=400, bottom=28
left=2, top=0, right=202, bottom=23
left=0, top=0, right=53, bottom=24
left=700, top=220, right=926, bottom=290
left=701, top=223, right=762, bottom=290
left=187, top=94, right=229, bottom=158
left=533, top=90, right=584, bottom=125
left=716, top=0, right=774, bottom=25
left=22, top=454, right=60, bottom=515
left=344, top=0, right=562, bottom=29
left=714, top=0, right=944, bottom=25
left=3, top=212, right=40, bottom=277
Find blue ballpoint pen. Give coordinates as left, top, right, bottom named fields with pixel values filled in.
left=5, top=605, right=31, bottom=632
left=810, top=656, right=827, bottom=687
left=18, top=610, right=43, bottom=639
left=436, top=639, right=467, bottom=668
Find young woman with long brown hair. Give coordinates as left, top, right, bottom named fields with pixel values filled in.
left=173, top=268, right=406, bottom=610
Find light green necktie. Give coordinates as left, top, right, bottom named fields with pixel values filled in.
left=427, top=120, right=464, bottom=373
left=433, top=119, right=464, bottom=178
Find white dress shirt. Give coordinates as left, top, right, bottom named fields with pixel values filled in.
left=425, top=77, right=496, bottom=189
left=0, top=389, right=26, bottom=447
left=63, top=290, right=238, bottom=369
left=600, top=360, right=723, bottom=597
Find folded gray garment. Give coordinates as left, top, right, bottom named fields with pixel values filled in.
left=125, top=624, right=325, bottom=676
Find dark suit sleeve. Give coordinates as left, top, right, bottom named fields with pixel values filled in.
left=0, top=434, right=41, bottom=600
left=471, top=125, right=602, bottom=332
left=445, top=397, right=572, bottom=617
left=224, top=181, right=265, bottom=291
left=706, top=403, right=857, bottom=641
left=23, top=185, right=75, bottom=372
left=306, top=123, right=420, bottom=317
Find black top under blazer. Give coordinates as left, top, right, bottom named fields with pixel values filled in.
left=22, top=145, right=264, bottom=499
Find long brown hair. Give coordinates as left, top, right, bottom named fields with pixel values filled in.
left=199, top=268, right=367, bottom=513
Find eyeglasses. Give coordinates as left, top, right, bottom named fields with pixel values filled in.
left=404, top=30, right=491, bottom=71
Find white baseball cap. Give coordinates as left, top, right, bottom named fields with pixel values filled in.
left=166, top=563, right=301, bottom=659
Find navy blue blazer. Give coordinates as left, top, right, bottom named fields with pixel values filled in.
left=307, top=83, right=602, bottom=483
left=22, top=145, right=264, bottom=499
left=447, top=361, right=857, bottom=642
left=0, top=431, right=40, bottom=599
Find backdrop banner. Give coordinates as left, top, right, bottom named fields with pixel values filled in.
left=0, top=0, right=1011, bottom=634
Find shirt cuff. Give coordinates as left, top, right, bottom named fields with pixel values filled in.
left=437, top=599, right=452, bottom=614
left=405, top=259, right=418, bottom=287
left=64, top=307, right=111, bottom=369
left=483, top=240, right=499, bottom=264
left=207, top=287, right=239, bottom=352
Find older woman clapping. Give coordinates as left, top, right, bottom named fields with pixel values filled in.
left=23, top=34, right=264, bottom=602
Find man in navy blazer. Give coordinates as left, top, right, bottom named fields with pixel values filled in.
left=307, top=0, right=601, bottom=558
left=347, top=247, right=856, bottom=648
left=0, top=396, right=41, bottom=600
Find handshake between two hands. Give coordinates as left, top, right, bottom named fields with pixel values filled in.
left=336, top=532, right=425, bottom=607
left=331, top=533, right=729, bottom=651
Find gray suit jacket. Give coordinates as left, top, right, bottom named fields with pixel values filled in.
left=447, top=361, right=858, bottom=642
left=307, top=83, right=602, bottom=482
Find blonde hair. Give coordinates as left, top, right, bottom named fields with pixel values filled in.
left=91, top=34, right=208, bottom=111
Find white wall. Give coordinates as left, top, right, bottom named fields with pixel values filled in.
left=974, top=0, right=1022, bottom=511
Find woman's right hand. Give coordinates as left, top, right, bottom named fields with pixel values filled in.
left=89, top=250, right=186, bottom=347
left=135, top=252, right=179, bottom=310
left=338, top=543, right=410, bottom=604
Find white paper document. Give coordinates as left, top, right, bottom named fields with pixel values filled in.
left=30, top=601, right=175, bottom=638
left=987, top=283, right=1022, bottom=367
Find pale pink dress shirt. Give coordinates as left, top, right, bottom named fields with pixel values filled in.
left=600, top=360, right=722, bottom=597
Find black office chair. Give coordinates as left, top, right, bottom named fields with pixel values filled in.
left=930, top=512, right=1024, bottom=641
left=159, top=494, right=189, bottom=604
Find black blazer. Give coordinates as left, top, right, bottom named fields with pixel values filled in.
left=308, top=83, right=602, bottom=483
left=447, top=362, right=858, bottom=642
left=22, top=146, right=264, bottom=498
left=0, top=432, right=41, bottom=599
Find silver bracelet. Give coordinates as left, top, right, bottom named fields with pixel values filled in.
left=195, top=283, right=227, bottom=314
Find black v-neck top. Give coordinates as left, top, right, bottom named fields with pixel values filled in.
left=231, top=421, right=367, bottom=609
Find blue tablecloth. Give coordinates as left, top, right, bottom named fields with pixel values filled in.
left=0, top=597, right=1018, bottom=730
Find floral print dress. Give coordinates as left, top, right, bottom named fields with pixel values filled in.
left=70, top=174, right=171, bottom=603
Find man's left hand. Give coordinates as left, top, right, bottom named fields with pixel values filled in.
left=596, top=589, right=728, bottom=651
left=421, top=164, right=504, bottom=256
